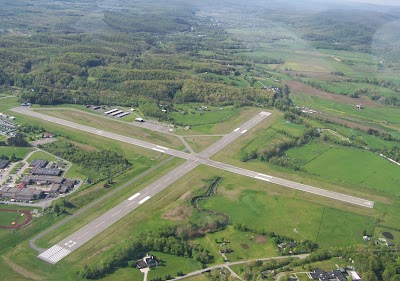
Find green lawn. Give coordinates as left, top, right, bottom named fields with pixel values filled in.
left=26, top=151, right=57, bottom=163
left=169, top=106, right=238, bottom=126
left=0, top=210, right=21, bottom=226
left=302, top=146, right=400, bottom=195
left=0, top=146, right=32, bottom=160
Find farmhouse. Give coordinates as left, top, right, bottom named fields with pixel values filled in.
left=136, top=255, right=158, bottom=269
left=0, top=159, right=10, bottom=169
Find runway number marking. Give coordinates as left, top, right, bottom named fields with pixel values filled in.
left=64, top=240, right=77, bottom=248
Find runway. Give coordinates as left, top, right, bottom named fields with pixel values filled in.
left=11, top=107, right=374, bottom=264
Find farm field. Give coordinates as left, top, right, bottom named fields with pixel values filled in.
left=290, top=89, right=400, bottom=131
left=299, top=145, right=400, bottom=195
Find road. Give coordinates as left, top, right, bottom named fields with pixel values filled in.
left=170, top=254, right=310, bottom=280
left=11, top=107, right=374, bottom=264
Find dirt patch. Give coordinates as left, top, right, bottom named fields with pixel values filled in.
left=255, top=235, right=267, bottom=244
left=240, top=243, right=249, bottom=249
left=3, top=256, right=42, bottom=280
left=163, top=206, right=192, bottom=221
left=0, top=209, right=32, bottom=229
left=285, top=80, right=383, bottom=108
left=179, top=191, right=194, bottom=201
left=382, top=231, right=394, bottom=240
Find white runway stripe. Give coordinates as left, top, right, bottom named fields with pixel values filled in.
left=156, top=145, right=169, bottom=150
left=255, top=176, right=270, bottom=182
left=152, top=148, right=165, bottom=153
left=234, top=128, right=240, bottom=132
left=138, top=196, right=151, bottom=204
left=128, top=193, right=140, bottom=201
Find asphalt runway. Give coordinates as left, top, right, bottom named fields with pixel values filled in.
left=11, top=107, right=374, bottom=264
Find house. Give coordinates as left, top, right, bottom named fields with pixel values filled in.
left=310, top=269, right=347, bottom=281
left=136, top=255, right=158, bottom=269
left=43, top=132, right=55, bottom=138
left=0, top=159, right=10, bottom=169
left=278, top=241, right=296, bottom=250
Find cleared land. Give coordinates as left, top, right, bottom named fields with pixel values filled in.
left=34, top=109, right=183, bottom=149
left=184, top=136, right=223, bottom=153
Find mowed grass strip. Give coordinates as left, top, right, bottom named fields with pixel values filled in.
left=303, top=146, right=400, bottom=195
left=184, top=136, right=222, bottom=153
left=34, top=109, right=183, bottom=149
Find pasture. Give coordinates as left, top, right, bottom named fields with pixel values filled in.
left=301, top=146, right=400, bottom=195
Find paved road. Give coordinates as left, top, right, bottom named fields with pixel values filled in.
left=11, top=107, right=374, bottom=264
left=170, top=254, right=309, bottom=280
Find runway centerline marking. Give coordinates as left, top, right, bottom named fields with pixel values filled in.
left=95, top=221, right=105, bottom=228
left=241, top=129, right=248, bottom=134
left=234, top=128, right=240, bottom=132
left=111, top=210, right=121, bottom=217
left=254, top=176, right=271, bottom=182
left=77, top=232, right=89, bottom=240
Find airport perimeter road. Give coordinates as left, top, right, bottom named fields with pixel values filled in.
left=38, top=159, right=200, bottom=264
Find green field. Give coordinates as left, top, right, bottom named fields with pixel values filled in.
left=26, top=151, right=57, bottom=163
left=169, top=106, right=237, bottom=126
left=0, top=210, right=21, bottom=226
left=0, top=146, right=32, bottom=160
left=299, top=146, right=400, bottom=195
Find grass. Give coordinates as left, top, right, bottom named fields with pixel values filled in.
left=175, top=107, right=264, bottom=135
left=184, top=136, right=222, bottom=153
left=0, top=146, right=32, bottom=160
left=291, top=92, right=400, bottom=130
left=302, top=146, right=400, bottom=195
left=0, top=97, right=19, bottom=112
left=0, top=210, right=21, bottom=226
left=26, top=150, right=57, bottom=163
left=169, top=106, right=237, bottom=127
left=33, top=108, right=183, bottom=149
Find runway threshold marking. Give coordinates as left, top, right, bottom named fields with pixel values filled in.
left=152, top=148, right=165, bottom=153
left=156, top=145, right=169, bottom=150
left=138, top=196, right=151, bottom=204
left=128, top=193, right=140, bottom=201
left=234, top=128, right=240, bottom=132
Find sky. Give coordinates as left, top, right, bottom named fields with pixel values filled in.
left=351, top=0, right=400, bottom=5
